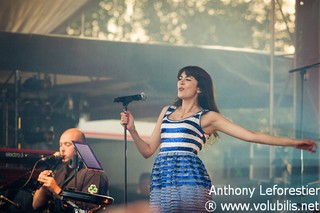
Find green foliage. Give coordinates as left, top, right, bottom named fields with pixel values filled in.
left=63, top=0, right=295, bottom=53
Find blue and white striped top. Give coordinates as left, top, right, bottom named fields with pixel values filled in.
left=160, top=105, right=208, bottom=155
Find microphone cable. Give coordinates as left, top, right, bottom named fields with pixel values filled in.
left=15, top=158, right=42, bottom=191
left=10, top=156, right=61, bottom=191
left=34, top=158, right=62, bottom=190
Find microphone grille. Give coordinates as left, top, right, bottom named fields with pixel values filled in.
left=53, top=152, right=61, bottom=157
left=140, top=92, right=147, bottom=101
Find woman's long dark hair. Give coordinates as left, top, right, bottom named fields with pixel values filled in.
left=173, top=66, right=220, bottom=139
left=173, top=66, right=220, bottom=113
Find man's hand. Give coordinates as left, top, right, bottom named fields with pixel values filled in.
left=37, top=170, right=61, bottom=195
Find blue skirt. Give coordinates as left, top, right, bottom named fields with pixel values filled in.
left=150, top=151, right=212, bottom=213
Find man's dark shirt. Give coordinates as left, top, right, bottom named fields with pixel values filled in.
left=45, top=163, right=108, bottom=212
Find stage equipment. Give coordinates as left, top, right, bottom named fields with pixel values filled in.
left=72, top=141, right=104, bottom=171
left=39, top=151, right=62, bottom=161
left=114, top=92, right=147, bottom=205
left=22, top=75, right=52, bottom=91
left=114, top=92, right=147, bottom=105
left=289, top=62, right=320, bottom=203
left=0, top=148, right=55, bottom=186
left=0, top=148, right=55, bottom=212
left=61, top=190, right=114, bottom=205
left=66, top=141, right=112, bottom=212
left=60, top=190, right=114, bottom=213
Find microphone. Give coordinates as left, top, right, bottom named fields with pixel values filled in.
left=114, top=92, right=147, bottom=104
left=0, top=195, right=21, bottom=209
left=36, top=152, right=62, bottom=189
left=40, top=152, right=62, bottom=161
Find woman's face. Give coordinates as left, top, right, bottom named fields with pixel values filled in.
left=177, top=71, right=200, bottom=100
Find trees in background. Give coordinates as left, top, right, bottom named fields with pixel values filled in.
left=62, top=0, right=295, bottom=53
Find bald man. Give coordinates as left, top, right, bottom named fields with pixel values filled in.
left=32, top=128, right=108, bottom=212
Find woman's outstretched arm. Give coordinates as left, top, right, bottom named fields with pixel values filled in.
left=201, top=111, right=317, bottom=153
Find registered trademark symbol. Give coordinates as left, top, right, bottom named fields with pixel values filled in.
left=205, top=200, right=217, bottom=212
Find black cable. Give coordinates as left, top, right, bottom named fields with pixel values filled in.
left=16, top=159, right=41, bottom=190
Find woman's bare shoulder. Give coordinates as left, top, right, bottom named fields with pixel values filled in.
left=202, top=110, right=221, bottom=119
left=156, top=105, right=171, bottom=120
left=201, top=110, right=225, bottom=127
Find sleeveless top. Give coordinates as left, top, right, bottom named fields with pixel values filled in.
left=150, top=105, right=212, bottom=213
left=159, top=105, right=208, bottom=155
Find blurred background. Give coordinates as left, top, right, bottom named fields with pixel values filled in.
left=0, top=0, right=319, bottom=210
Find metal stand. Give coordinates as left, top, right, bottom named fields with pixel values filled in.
left=14, top=70, right=21, bottom=148
left=114, top=93, right=146, bottom=206
left=289, top=62, right=320, bottom=206
left=1, top=70, right=18, bottom=148
left=1, top=89, right=8, bottom=147
left=122, top=102, right=128, bottom=206
left=71, top=154, right=79, bottom=190
left=0, top=194, right=21, bottom=209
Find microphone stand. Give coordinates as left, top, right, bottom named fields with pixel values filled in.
left=71, top=155, right=79, bottom=191
left=0, top=194, right=21, bottom=209
left=122, top=101, right=129, bottom=206
left=114, top=93, right=146, bottom=206
left=289, top=62, right=320, bottom=205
